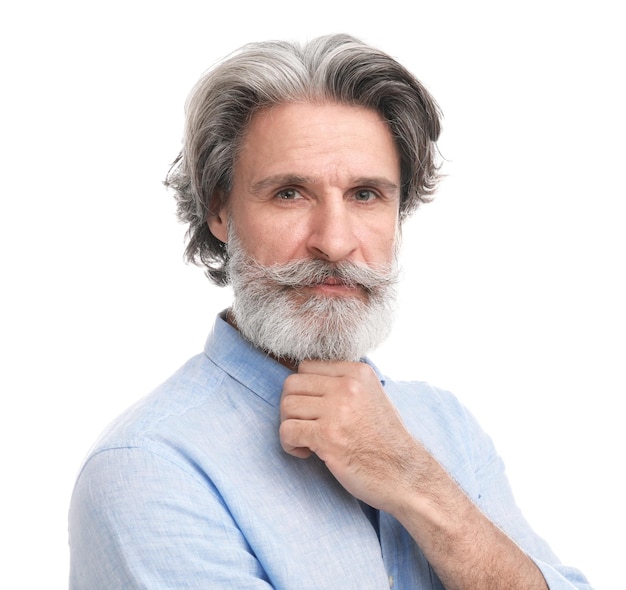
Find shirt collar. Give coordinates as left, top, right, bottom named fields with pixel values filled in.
left=204, top=311, right=386, bottom=408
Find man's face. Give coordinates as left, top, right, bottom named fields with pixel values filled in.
left=209, top=101, right=402, bottom=362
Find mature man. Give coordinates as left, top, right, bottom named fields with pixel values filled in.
left=69, top=35, right=592, bottom=589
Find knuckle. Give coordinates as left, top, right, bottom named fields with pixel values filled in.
left=279, top=419, right=296, bottom=443
left=354, top=363, right=374, bottom=379
left=282, top=374, right=298, bottom=392
left=343, top=377, right=361, bottom=398
left=280, top=394, right=296, bottom=413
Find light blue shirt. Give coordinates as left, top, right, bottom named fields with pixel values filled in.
left=69, top=314, right=592, bottom=589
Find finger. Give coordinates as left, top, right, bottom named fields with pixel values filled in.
left=279, top=419, right=316, bottom=459
left=298, top=359, right=355, bottom=376
left=280, top=392, right=324, bottom=421
left=282, top=372, right=331, bottom=397
left=298, top=360, right=378, bottom=385
left=285, top=446, right=313, bottom=459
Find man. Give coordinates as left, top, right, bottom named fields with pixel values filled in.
left=68, top=35, right=592, bottom=589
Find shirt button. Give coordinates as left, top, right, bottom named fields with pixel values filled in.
left=388, top=575, right=394, bottom=587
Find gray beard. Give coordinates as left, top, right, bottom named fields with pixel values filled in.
left=226, top=231, right=399, bottom=364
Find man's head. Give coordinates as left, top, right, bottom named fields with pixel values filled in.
left=166, top=34, right=442, bottom=285
left=218, top=101, right=402, bottom=363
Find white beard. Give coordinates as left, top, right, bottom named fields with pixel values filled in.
left=226, top=229, right=399, bottom=364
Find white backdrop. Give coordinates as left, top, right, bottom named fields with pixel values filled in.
left=1, top=1, right=623, bottom=588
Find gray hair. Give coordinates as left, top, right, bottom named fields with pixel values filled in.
left=165, top=34, right=443, bottom=285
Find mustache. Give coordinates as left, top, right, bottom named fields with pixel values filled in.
left=249, top=258, right=399, bottom=293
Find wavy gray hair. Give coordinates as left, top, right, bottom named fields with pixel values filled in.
left=165, top=34, right=443, bottom=285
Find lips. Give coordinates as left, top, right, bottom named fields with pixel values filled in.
left=302, top=278, right=361, bottom=298
left=321, top=277, right=345, bottom=287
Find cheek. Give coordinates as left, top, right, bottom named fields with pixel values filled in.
left=360, top=220, right=400, bottom=264
left=237, top=219, right=309, bottom=265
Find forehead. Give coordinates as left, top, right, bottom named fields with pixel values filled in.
left=234, top=101, right=400, bottom=186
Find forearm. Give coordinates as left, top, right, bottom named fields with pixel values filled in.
left=280, top=362, right=553, bottom=588
left=390, top=449, right=548, bottom=590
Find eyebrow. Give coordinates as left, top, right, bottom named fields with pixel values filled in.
left=250, top=174, right=400, bottom=195
left=352, top=177, right=400, bottom=194
left=250, top=174, right=312, bottom=194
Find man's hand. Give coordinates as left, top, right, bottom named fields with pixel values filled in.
left=279, top=360, right=424, bottom=514
left=279, top=360, right=549, bottom=590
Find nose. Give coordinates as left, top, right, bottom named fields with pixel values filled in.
left=306, top=197, right=359, bottom=262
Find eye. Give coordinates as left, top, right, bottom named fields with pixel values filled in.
left=275, top=188, right=302, bottom=200
left=354, top=189, right=377, bottom=202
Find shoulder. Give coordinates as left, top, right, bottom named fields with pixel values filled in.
left=77, top=351, right=233, bottom=475
left=75, top=337, right=285, bottom=484
left=384, top=377, right=469, bottom=426
left=383, top=377, right=498, bottom=488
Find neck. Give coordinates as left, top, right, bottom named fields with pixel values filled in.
left=225, top=308, right=300, bottom=372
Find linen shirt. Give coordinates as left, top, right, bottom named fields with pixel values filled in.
left=69, top=315, right=592, bottom=589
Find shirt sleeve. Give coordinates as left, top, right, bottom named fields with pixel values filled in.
left=69, top=446, right=274, bottom=589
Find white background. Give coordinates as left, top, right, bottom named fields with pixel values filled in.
left=1, top=1, right=623, bottom=588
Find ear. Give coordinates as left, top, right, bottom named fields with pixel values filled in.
left=207, top=204, right=229, bottom=243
